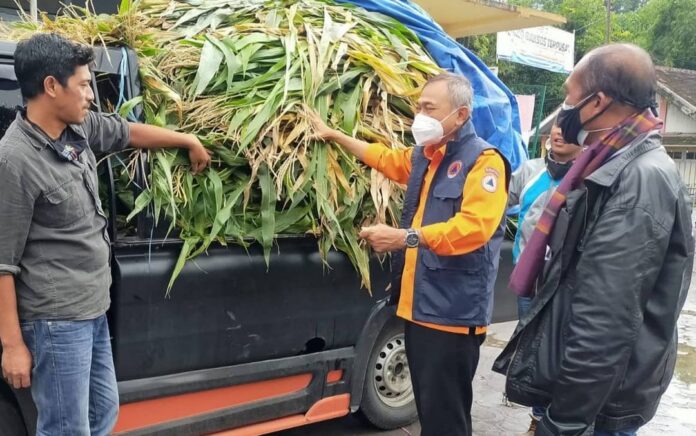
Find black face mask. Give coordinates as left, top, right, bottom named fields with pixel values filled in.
left=545, top=152, right=574, bottom=180
left=556, top=93, right=612, bottom=146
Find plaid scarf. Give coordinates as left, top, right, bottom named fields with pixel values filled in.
left=509, top=109, right=663, bottom=297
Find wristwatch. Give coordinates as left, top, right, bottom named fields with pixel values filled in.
left=405, top=228, right=420, bottom=248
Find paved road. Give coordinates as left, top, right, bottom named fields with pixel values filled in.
left=275, top=271, right=696, bottom=436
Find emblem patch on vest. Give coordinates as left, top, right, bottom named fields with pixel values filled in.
left=447, top=160, right=463, bottom=179
left=482, top=167, right=499, bottom=193
left=60, top=145, right=78, bottom=162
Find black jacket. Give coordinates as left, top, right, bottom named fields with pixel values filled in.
left=493, top=132, right=694, bottom=435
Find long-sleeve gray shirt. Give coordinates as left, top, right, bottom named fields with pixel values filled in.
left=0, top=110, right=129, bottom=320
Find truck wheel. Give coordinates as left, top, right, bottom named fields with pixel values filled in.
left=357, top=319, right=418, bottom=429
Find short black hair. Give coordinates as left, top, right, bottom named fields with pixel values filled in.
left=578, top=43, right=657, bottom=110
left=14, top=33, right=95, bottom=100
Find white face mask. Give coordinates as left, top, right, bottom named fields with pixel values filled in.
left=412, top=108, right=460, bottom=147
left=577, top=126, right=613, bottom=147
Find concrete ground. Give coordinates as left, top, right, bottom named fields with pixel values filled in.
left=277, top=271, right=696, bottom=436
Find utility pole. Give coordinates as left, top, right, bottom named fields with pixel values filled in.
left=27, top=0, right=38, bottom=22
left=605, top=0, right=612, bottom=43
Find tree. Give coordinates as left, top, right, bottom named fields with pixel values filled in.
left=611, top=0, right=649, bottom=12
left=643, top=0, right=696, bottom=69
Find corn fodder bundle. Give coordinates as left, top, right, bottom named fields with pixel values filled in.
left=2, top=0, right=442, bottom=291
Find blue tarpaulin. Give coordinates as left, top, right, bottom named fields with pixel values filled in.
left=338, top=0, right=528, bottom=170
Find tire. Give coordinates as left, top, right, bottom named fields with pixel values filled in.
left=357, top=318, right=418, bottom=430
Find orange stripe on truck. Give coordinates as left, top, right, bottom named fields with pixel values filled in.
left=209, top=394, right=351, bottom=436
left=113, top=373, right=312, bottom=433
left=326, top=369, right=343, bottom=384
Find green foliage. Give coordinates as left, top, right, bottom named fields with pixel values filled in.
left=6, top=0, right=443, bottom=293
left=642, top=0, right=696, bottom=69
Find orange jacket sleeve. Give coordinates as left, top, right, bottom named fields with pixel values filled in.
left=362, top=143, right=413, bottom=185
left=419, top=150, right=508, bottom=256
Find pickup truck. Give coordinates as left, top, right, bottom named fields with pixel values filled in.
left=0, top=41, right=517, bottom=435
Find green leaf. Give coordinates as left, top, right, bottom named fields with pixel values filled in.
left=170, top=7, right=208, bottom=31
left=227, top=106, right=254, bottom=138
left=118, top=0, right=131, bottom=14
left=210, top=36, right=241, bottom=89
left=192, top=38, right=224, bottom=96
left=340, top=85, right=361, bottom=134
left=207, top=167, right=224, bottom=212
left=166, top=237, right=199, bottom=294
left=316, top=68, right=364, bottom=96
left=154, top=152, right=178, bottom=230
left=126, top=190, right=152, bottom=222
left=236, top=33, right=277, bottom=50
left=275, top=205, right=310, bottom=233
left=118, top=96, right=143, bottom=119
left=258, top=164, right=276, bottom=266
left=239, top=79, right=285, bottom=148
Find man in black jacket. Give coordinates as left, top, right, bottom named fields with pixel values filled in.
left=494, top=43, right=694, bottom=436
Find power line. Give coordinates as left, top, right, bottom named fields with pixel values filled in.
left=571, top=16, right=606, bottom=33
left=28, top=0, right=37, bottom=22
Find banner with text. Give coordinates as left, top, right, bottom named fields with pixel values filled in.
left=497, top=26, right=575, bottom=74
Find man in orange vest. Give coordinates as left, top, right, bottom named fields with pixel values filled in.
left=309, top=73, right=510, bottom=436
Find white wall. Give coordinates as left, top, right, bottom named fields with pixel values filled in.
left=665, top=102, right=696, bottom=134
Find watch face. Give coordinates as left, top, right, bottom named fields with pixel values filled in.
left=406, top=232, right=419, bottom=247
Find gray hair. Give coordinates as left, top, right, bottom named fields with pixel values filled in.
left=425, top=73, right=473, bottom=109
left=577, top=43, right=657, bottom=110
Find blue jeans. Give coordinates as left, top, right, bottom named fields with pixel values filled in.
left=20, top=314, right=119, bottom=436
left=517, top=295, right=534, bottom=321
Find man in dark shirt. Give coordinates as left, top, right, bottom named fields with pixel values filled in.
left=0, top=33, right=210, bottom=435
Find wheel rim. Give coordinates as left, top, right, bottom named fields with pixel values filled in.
left=372, top=333, right=414, bottom=408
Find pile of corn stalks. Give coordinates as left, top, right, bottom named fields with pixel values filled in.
left=2, top=0, right=442, bottom=291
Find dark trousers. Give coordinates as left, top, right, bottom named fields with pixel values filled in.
left=405, top=321, right=485, bottom=436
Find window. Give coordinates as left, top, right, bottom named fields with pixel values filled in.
left=0, top=78, right=21, bottom=137
left=668, top=151, right=683, bottom=159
